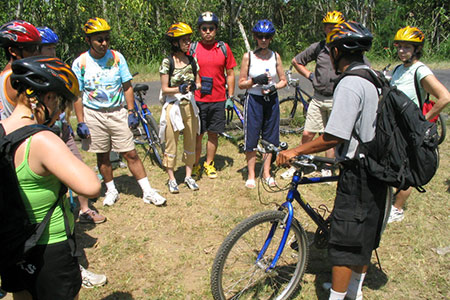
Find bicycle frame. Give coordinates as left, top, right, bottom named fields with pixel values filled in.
left=257, top=170, right=339, bottom=271
left=133, top=91, right=158, bottom=160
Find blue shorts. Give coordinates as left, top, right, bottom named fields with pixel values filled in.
left=244, top=93, right=280, bottom=151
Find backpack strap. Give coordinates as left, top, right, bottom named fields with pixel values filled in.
left=189, top=41, right=198, bottom=56
left=314, top=40, right=326, bottom=58
left=167, top=55, right=197, bottom=87
left=413, top=65, right=430, bottom=109
left=217, top=41, right=228, bottom=58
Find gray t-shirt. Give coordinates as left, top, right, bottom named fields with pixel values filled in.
left=325, top=65, right=379, bottom=161
left=294, top=41, right=337, bottom=97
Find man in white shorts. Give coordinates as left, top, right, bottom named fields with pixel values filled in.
left=72, top=17, right=165, bottom=206
left=287, top=11, right=344, bottom=177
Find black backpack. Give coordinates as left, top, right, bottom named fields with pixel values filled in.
left=336, top=66, right=439, bottom=191
left=189, top=40, right=228, bottom=59
left=0, top=124, right=68, bottom=271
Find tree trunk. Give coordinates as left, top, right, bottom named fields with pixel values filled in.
left=237, top=18, right=250, bottom=52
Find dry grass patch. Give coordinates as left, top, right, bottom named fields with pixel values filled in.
left=53, top=113, right=449, bottom=299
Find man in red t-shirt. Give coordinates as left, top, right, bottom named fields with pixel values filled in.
left=191, top=12, right=237, bottom=179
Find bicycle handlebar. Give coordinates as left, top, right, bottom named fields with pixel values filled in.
left=260, top=139, right=288, bottom=153
left=295, top=154, right=336, bottom=165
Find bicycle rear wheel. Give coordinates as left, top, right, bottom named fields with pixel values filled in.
left=211, top=210, right=309, bottom=300
left=279, top=97, right=305, bottom=134
left=145, top=115, right=165, bottom=169
left=436, top=114, right=446, bottom=145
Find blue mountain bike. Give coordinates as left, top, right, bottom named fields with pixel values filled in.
left=132, top=83, right=165, bottom=169
left=210, top=141, right=392, bottom=300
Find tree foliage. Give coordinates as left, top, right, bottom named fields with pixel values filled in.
left=0, top=0, right=448, bottom=67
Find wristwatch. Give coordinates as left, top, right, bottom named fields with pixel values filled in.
left=128, top=108, right=137, bottom=114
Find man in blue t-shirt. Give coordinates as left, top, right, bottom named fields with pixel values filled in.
left=73, top=18, right=166, bottom=207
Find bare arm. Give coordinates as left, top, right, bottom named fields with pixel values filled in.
left=123, top=80, right=134, bottom=111
left=73, top=97, right=84, bottom=123
left=421, top=75, right=450, bottom=120
left=29, top=132, right=101, bottom=198
left=238, top=53, right=253, bottom=90
left=291, top=57, right=313, bottom=79
left=161, top=74, right=180, bottom=95
left=226, top=68, right=235, bottom=96
left=275, top=53, right=287, bottom=90
left=277, top=133, right=343, bottom=166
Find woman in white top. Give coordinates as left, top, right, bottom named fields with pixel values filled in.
left=238, top=20, right=286, bottom=189
left=388, top=26, right=450, bottom=223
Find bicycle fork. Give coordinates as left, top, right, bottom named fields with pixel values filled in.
left=256, top=201, right=294, bottom=272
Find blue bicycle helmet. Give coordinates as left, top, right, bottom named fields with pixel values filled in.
left=37, top=26, right=59, bottom=44
left=252, top=20, right=275, bottom=35
left=198, top=12, right=219, bottom=27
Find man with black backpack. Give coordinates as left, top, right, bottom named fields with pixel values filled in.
left=190, top=12, right=237, bottom=180
left=278, top=22, right=387, bottom=300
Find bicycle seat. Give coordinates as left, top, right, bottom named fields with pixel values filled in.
left=134, top=84, right=149, bottom=92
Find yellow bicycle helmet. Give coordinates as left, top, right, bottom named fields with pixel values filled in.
left=394, top=26, right=424, bottom=44
left=322, top=11, right=345, bottom=24
left=83, top=17, right=111, bottom=35
left=166, top=22, right=193, bottom=39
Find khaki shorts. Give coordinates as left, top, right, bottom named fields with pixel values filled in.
left=81, top=106, right=135, bottom=153
left=304, top=97, right=333, bottom=133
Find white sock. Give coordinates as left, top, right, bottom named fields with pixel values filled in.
left=329, top=288, right=346, bottom=300
left=137, top=177, right=152, bottom=194
left=105, top=180, right=117, bottom=192
left=346, top=271, right=366, bottom=300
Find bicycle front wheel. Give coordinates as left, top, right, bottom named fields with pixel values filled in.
left=145, top=115, right=165, bottom=169
left=436, top=114, right=446, bottom=145
left=211, top=210, right=309, bottom=300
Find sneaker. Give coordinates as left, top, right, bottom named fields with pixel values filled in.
left=192, top=164, right=202, bottom=180
left=143, top=189, right=166, bottom=206
left=203, top=161, right=218, bottom=179
left=103, top=190, right=119, bottom=206
left=79, top=209, right=106, bottom=224
left=80, top=265, right=107, bottom=288
left=168, top=179, right=179, bottom=194
left=184, top=176, right=199, bottom=191
left=321, top=169, right=333, bottom=177
left=280, top=166, right=296, bottom=179
left=388, top=206, right=404, bottom=223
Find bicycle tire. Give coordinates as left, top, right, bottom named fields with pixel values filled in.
left=380, top=186, right=393, bottom=235
left=436, top=114, right=446, bottom=145
left=211, top=210, right=309, bottom=300
left=145, top=115, right=165, bottom=169
left=279, top=97, right=305, bottom=133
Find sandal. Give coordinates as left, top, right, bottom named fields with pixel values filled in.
left=264, top=176, right=276, bottom=187
left=245, top=179, right=256, bottom=189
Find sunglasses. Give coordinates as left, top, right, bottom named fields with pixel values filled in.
left=201, top=26, right=216, bottom=32
left=255, top=34, right=273, bottom=40
left=95, top=36, right=110, bottom=43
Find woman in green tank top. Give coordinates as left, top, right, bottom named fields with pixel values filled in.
left=0, top=57, right=100, bottom=300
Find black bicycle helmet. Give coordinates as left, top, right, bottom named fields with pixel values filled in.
left=326, top=21, right=373, bottom=53
left=197, top=12, right=219, bottom=27
left=11, top=56, right=80, bottom=102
